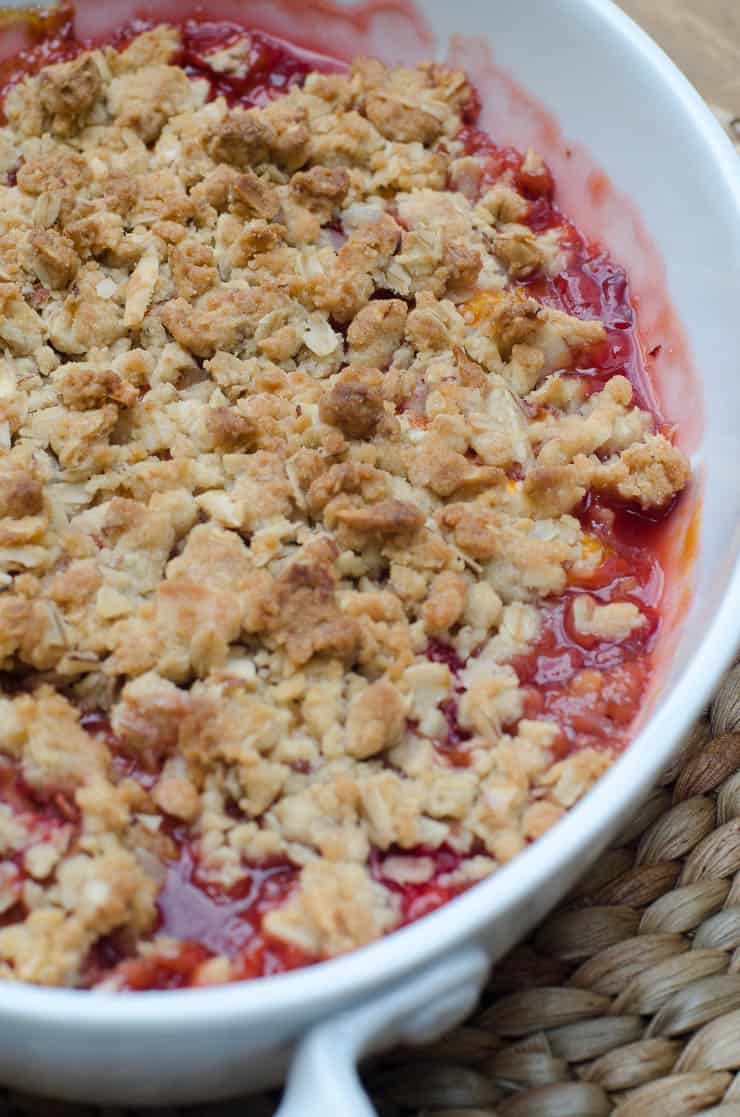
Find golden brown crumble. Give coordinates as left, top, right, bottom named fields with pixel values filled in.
left=0, top=26, right=690, bottom=988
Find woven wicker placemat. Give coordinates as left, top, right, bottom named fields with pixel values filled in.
left=364, top=677, right=740, bottom=1116
left=2, top=107, right=740, bottom=1117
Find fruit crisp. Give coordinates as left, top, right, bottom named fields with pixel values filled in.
left=0, top=16, right=690, bottom=989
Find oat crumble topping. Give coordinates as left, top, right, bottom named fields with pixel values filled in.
left=0, top=22, right=690, bottom=989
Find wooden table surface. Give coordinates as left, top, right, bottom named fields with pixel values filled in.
left=619, top=0, right=740, bottom=111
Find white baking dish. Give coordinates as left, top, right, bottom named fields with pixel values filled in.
left=1, top=1, right=740, bottom=1112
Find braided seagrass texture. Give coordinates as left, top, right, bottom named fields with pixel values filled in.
left=365, top=682, right=740, bottom=1117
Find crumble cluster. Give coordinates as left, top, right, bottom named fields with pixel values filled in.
left=0, top=25, right=689, bottom=987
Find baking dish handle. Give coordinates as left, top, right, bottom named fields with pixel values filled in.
left=275, top=942, right=489, bottom=1117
